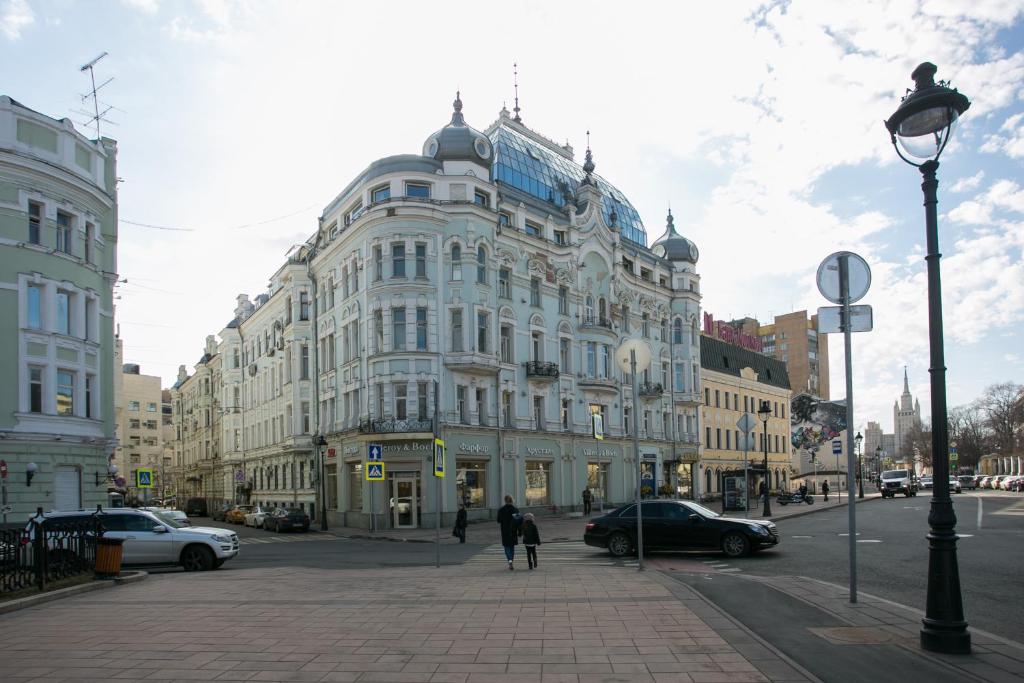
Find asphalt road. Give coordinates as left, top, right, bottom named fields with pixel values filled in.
left=181, top=518, right=485, bottom=570
left=738, top=490, right=1024, bottom=643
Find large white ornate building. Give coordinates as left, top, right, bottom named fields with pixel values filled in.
left=173, top=95, right=704, bottom=528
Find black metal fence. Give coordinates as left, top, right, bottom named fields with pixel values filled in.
left=0, top=512, right=101, bottom=594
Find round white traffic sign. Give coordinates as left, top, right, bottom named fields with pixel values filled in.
left=615, top=338, right=652, bottom=374
left=816, top=251, right=871, bottom=304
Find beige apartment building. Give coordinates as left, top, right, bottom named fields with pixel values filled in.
left=699, top=335, right=792, bottom=507
left=170, top=336, right=223, bottom=504
left=113, top=337, right=166, bottom=502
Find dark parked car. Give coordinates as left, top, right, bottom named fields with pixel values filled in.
left=184, top=498, right=208, bottom=517
left=264, top=507, right=310, bottom=533
left=211, top=504, right=232, bottom=522
left=584, top=500, right=779, bottom=558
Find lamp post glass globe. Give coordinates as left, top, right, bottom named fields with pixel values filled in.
left=885, top=62, right=970, bottom=165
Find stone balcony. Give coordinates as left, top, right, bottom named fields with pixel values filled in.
left=524, top=361, right=560, bottom=381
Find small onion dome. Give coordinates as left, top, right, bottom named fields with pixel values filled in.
left=423, top=91, right=493, bottom=166
left=650, top=209, right=699, bottom=263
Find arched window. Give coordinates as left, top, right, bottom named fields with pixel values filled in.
left=477, top=246, right=487, bottom=284
left=661, top=319, right=668, bottom=342
left=585, top=295, right=594, bottom=320
left=715, top=467, right=722, bottom=493
left=705, top=468, right=712, bottom=494
left=451, top=244, right=462, bottom=281
left=673, top=318, right=683, bottom=344
left=598, top=297, right=607, bottom=322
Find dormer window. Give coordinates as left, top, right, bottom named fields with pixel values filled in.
left=371, top=185, right=391, bottom=203
left=640, top=267, right=652, bottom=282
left=622, top=257, right=634, bottom=274
left=405, top=182, right=430, bottom=198
left=525, top=220, right=542, bottom=237
left=474, top=189, right=490, bottom=207
left=553, top=230, right=566, bottom=245
left=498, top=211, right=512, bottom=227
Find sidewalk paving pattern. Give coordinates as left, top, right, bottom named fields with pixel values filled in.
left=463, top=541, right=638, bottom=568
left=0, top=562, right=797, bottom=683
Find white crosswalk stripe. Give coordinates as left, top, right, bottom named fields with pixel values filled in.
left=238, top=534, right=341, bottom=546
left=464, top=541, right=637, bottom=567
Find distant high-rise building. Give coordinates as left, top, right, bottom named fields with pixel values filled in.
left=893, top=367, right=922, bottom=459
left=864, top=421, right=883, bottom=458
left=728, top=311, right=830, bottom=399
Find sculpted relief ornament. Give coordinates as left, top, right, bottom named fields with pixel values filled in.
left=496, top=248, right=517, bottom=267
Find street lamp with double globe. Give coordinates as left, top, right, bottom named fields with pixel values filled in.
left=856, top=432, right=864, bottom=499
left=757, top=400, right=772, bottom=517
left=885, top=61, right=971, bottom=655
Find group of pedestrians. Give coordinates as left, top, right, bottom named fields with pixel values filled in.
left=497, top=495, right=541, bottom=570
left=455, top=488, right=598, bottom=570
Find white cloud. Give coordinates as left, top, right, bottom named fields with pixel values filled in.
left=949, top=170, right=985, bottom=193
left=0, top=0, right=33, bottom=39
left=121, top=0, right=159, bottom=13
left=947, top=178, right=1024, bottom=224
left=981, top=112, right=1024, bottom=157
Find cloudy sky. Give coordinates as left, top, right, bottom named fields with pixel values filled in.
left=3, top=0, right=1022, bottom=433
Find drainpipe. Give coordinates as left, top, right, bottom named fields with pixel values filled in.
left=307, top=232, right=327, bottom=530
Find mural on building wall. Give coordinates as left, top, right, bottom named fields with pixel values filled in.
left=790, top=393, right=847, bottom=461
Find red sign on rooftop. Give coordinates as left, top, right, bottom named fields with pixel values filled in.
left=703, top=312, right=764, bottom=353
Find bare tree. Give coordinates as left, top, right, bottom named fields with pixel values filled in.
left=980, top=383, right=1024, bottom=453
left=903, top=420, right=933, bottom=468
left=948, top=403, right=991, bottom=471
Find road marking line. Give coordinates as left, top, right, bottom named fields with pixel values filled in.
left=718, top=567, right=742, bottom=572
left=978, top=495, right=983, bottom=529
left=856, top=539, right=882, bottom=543
left=791, top=535, right=814, bottom=539
left=957, top=534, right=974, bottom=538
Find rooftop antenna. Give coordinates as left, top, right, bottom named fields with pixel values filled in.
left=77, top=52, right=117, bottom=138
left=513, top=62, right=522, bottom=122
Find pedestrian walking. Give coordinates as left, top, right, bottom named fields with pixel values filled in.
left=522, top=513, right=541, bottom=569
left=496, top=495, right=520, bottom=570
left=453, top=503, right=467, bottom=543
left=581, top=488, right=592, bottom=516
left=822, top=480, right=830, bottom=502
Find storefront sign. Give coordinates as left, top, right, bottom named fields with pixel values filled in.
left=344, top=445, right=359, bottom=455
left=526, top=447, right=553, bottom=456
left=459, top=442, right=489, bottom=455
left=582, top=447, right=616, bottom=458
left=383, top=442, right=431, bottom=453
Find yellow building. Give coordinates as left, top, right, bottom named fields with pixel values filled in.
left=699, top=335, right=791, bottom=505
left=113, top=337, right=166, bottom=501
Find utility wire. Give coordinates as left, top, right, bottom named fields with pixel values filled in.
left=119, top=204, right=317, bottom=233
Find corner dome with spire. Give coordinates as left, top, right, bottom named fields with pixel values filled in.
left=650, top=209, right=699, bottom=263
left=423, top=91, right=493, bottom=167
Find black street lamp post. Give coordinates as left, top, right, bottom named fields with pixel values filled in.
left=885, top=61, right=971, bottom=655
left=856, top=432, right=864, bottom=499
left=314, top=434, right=329, bottom=531
left=757, top=400, right=772, bottom=517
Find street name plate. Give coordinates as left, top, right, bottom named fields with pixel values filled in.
left=817, top=305, right=873, bottom=333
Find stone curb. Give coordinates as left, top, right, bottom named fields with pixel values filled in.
left=0, top=570, right=147, bottom=616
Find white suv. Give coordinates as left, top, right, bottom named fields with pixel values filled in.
left=34, top=508, right=239, bottom=571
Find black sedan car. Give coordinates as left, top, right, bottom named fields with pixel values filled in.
left=263, top=507, right=310, bottom=533
left=584, top=500, right=779, bottom=558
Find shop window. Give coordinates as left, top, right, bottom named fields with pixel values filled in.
left=525, top=461, right=550, bottom=506
left=348, top=464, right=363, bottom=510
left=457, top=461, right=487, bottom=508
left=587, top=462, right=609, bottom=503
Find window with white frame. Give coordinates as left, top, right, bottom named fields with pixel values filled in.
left=56, top=370, right=74, bottom=415
left=394, top=383, right=407, bottom=420
left=56, top=290, right=70, bottom=335
left=28, top=201, right=42, bottom=245
left=415, top=243, right=427, bottom=278
left=451, top=309, right=463, bottom=352
left=405, top=182, right=430, bottom=198
left=498, top=267, right=510, bottom=298
left=29, top=366, right=43, bottom=413
left=372, top=184, right=391, bottom=203
left=416, top=307, right=427, bottom=350
left=476, top=311, right=489, bottom=353
left=392, top=307, right=406, bottom=350
left=451, top=244, right=462, bottom=281
left=391, top=244, right=406, bottom=278
left=27, top=285, right=42, bottom=330
left=373, top=246, right=383, bottom=282
left=477, top=246, right=487, bottom=284
left=56, top=211, right=72, bottom=255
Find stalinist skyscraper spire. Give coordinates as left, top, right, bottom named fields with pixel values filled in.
left=893, top=367, right=922, bottom=460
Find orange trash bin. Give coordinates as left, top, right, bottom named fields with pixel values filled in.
left=95, top=536, right=124, bottom=579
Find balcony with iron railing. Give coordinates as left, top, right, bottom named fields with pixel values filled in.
left=580, top=315, right=614, bottom=331
left=639, top=382, right=664, bottom=398
left=358, top=418, right=434, bottom=434
left=524, top=361, right=560, bottom=381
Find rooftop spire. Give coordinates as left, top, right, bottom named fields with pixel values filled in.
left=582, top=130, right=595, bottom=183
left=666, top=208, right=678, bottom=234
left=513, top=63, right=522, bottom=122
left=450, top=90, right=465, bottom=126
left=903, top=365, right=909, bottom=393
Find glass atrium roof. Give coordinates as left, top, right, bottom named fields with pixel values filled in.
left=488, top=125, right=647, bottom=246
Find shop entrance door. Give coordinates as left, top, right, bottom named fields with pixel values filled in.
left=392, top=476, right=418, bottom=528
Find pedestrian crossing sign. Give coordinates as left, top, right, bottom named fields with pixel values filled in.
left=136, top=468, right=154, bottom=489
left=365, top=462, right=385, bottom=481
left=433, top=438, right=445, bottom=477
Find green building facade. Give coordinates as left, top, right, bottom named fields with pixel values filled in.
left=0, top=95, right=118, bottom=520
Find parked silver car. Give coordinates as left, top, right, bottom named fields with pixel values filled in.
left=32, top=509, right=239, bottom=571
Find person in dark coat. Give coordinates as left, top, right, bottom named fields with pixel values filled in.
left=822, top=480, right=830, bottom=501
left=582, top=488, right=593, bottom=515
left=521, top=513, right=541, bottom=569
left=454, top=503, right=467, bottom=543
left=496, top=495, right=520, bottom=570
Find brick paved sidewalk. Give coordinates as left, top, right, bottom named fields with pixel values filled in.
left=0, top=563, right=809, bottom=683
